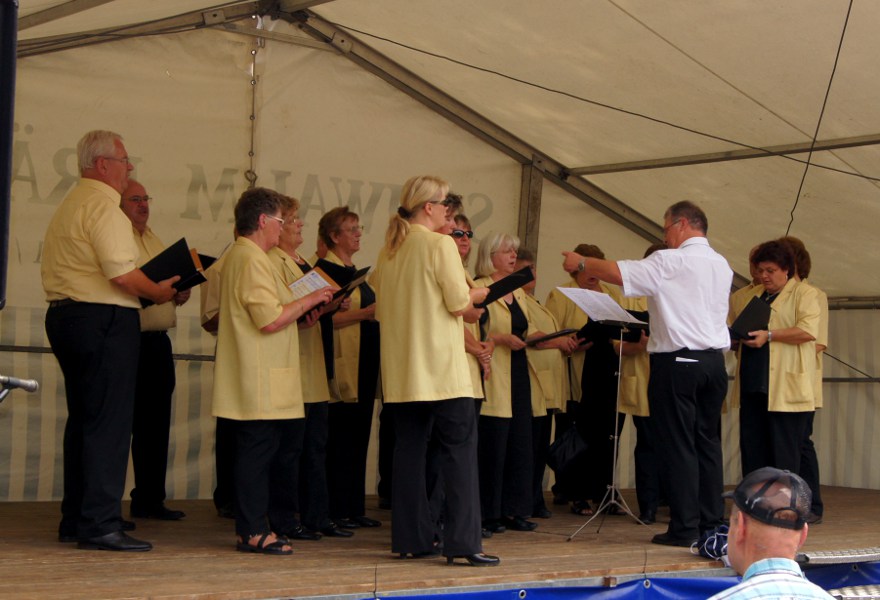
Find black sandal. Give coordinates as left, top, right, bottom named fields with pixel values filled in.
left=571, top=500, right=594, bottom=516
left=236, top=532, right=293, bottom=555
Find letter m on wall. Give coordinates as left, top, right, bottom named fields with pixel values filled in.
left=180, top=165, right=239, bottom=221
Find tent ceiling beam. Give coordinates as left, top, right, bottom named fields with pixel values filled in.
left=18, top=0, right=118, bottom=31
left=215, top=22, right=333, bottom=51
left=16, top=0, right=338, bottom=57
left=569, top=133, right=880, bottom=176
left=279, top=12, right=751, bottom=281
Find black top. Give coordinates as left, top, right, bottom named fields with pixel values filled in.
left=740, top=290, right=777, bottom=395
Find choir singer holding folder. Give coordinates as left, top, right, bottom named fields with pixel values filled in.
left=737, top=240, right=820, bottom=478
left=562, top=200, right=732, bottom=548
left=212, top=188, right=335, bottom=555
left=120, top=179, right=190, bottom=522
left=42, top=131, right=179, bottom=551
left=370, top=175, right=498, bottom=567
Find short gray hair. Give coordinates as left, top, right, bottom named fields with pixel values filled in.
left=475, top=231, right=520, bottom=278
left=77, top=130, right=123, bottom=172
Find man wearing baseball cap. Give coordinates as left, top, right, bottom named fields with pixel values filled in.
left=709, top=467, right=834, bottom=599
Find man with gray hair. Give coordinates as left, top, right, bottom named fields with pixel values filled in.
left=42, top=131, right=178, bottom=551
left=708, top=467, right=834, bottom=599
left=562, top=200, right=732, bottom=546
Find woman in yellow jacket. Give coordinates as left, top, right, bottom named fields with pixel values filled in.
left=739, top=240, right=820, bottom=476
left=515, top=249, right=577, bottom=520
left=370, top=175, right=496, bottom=566
left=315, top=207, right=382, bottom=531
left=475, top=232, right=542, bottom=533
left=268, top=195, right=346, bottom=539
left=212, top=188, right=331, bottom=554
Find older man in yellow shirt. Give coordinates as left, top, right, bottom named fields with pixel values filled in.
left=42, top=131, right=178, bottom=552
left=120, top=180, right=189, bottom=521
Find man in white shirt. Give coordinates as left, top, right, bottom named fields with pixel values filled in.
left=708, top=467, right=834, bottom=600
left=563, top=200, right=732, bottom=546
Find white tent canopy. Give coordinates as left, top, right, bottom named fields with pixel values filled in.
left=3, top=0, right=879, bottom=500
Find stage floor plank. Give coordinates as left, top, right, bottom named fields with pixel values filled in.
left=0, top=487, right=877, bottom=600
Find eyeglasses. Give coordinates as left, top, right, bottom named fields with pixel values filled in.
left=265, top=214, right=284, bottom=226
left=451, top=229, right=473, bottom=239
left=125, top=195, right=152, bottom=204
left=663, top=219, right=682, bottom=234
left=101, top=156, right=132, bottom=165
left=343, top=225, right=364, bottom=234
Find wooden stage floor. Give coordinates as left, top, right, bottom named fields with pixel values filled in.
left=0, top=487, right=877, bottom=600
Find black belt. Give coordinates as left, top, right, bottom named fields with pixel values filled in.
left=671, top=348, right=722, bottom=355
left=48, top=298, right=77, bottom=308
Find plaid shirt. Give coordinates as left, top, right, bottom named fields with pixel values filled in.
left=709, top=558, right=835, bottom=600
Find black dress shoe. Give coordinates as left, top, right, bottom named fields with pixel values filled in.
left=482, top=519, right=506, bottom=534
left=481, top=527, right=493, bottom=539
left=501, top=516, right=538, bottom=531
left=320, top=523, right=354, bottom=538
left=533, top=506, right=552, bottom=519
left=354, top=515, right=382, bottom=527
left=121, top=519, right=136, bottom=531
left=78, top=531, right=152, bottom=552
left=131, top=504, right=186, bottom=520
left=333, top=517, right=361, bottom=529
left=638, top=509, right=657, bottom=524
left=280, top=525, right=322, bottom=540
left=446, top=553, right=501, bottom=567
left=651, top=532, right=695, bottom=547
left=59, top=532, right=77, bottom=543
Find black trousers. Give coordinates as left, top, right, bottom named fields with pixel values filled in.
left=391, top=398, right=481, bottom=557
left=649, top=350, right=727, bottom=540
left=531, top=414, right=552, bottom=513
left=46, top=302, right=140, bottom=539
left=799, top=411, right=824, bottom=516
left=233, top=418, right=305, bottom=538
left=213, top=417, right=236, bottom=513
left=740, top=391, right=811, bottom=476
left=478, top=389, right=533, bottom=519
left=377, top=400, right=395, bottom=501
left=300, top=401, right=331, bottom=530
left=326, top=394, right=375, bottom=519
left=130, top=331, right=175, bottom=509
left=579, top=376, right=624, bottom=503
left=633, top=415, right=661, bottom=514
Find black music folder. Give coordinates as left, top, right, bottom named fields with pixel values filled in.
left=729, top=296, right=771, bottom=340
left=139, top=238, right=206, bottom=307
left=526, top=328, right=579, bottom=347
left=475, top=266, right=535, bottom=308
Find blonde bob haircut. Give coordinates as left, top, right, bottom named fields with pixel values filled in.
left=383, top=175, right=449, bottom=257
left=475, top=231, right=520, bottom=279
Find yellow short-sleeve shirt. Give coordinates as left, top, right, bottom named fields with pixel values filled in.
left=212, top=237, right=304, bottom=421
left=41, top=178, right=139, bottom=308
left=371, top=225, right=473, bottom=403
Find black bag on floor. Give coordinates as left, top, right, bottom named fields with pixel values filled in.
left=547, top=426, right=588, bottom=473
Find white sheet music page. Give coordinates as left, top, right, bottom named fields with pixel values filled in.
left=556, top=287, right=647, bottom=325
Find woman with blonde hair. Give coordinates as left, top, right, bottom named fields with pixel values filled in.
left=370, top=175, right=497, bottom=567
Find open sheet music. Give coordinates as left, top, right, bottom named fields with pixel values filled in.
left=556, top=287, right=647, bottom=326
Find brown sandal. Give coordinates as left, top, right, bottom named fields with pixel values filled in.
left=236, top=532, right=293, bottom=555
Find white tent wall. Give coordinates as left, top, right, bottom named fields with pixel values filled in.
left=1, top=23, right=525, bottom=500
left=3, top=4, right=879, bottom=502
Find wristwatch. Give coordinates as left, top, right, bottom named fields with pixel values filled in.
left=577, top=260, right=585, bottom=273
left=767, top=330, right=773, bottom=343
